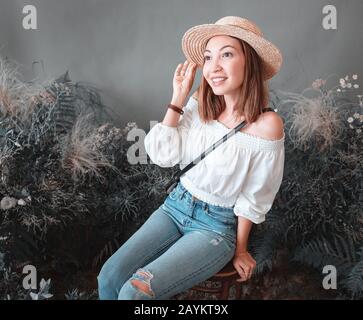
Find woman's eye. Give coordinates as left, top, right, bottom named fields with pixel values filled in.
left=223, top=52, right=232, bottom=57
left=203, top=52, right=232, bottom=62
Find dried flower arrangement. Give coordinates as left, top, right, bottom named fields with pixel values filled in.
left=0, top=57, right=175, bottom=299
left=0, top=55, right=361, bottom=299
left=249, top=74, right=362, bottom=299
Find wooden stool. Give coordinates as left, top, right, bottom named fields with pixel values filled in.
left=186, top=260, right=242, bottom=299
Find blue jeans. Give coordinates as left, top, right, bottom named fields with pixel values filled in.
left=97, top=181, right=237, bottom=300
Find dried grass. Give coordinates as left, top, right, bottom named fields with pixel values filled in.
left=278, top=87, right=345, bottom=152
left=0, top=57, right=43, bottom=122
left=60, top=113, right=118, bottom=182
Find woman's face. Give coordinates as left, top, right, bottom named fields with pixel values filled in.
left=202, top=35, right=245, bottom=96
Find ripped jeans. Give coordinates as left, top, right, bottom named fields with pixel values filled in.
left=97, top=181, right=237, bottom=300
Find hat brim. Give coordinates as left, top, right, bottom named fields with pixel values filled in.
left=182, top=24, right=282, bottom=80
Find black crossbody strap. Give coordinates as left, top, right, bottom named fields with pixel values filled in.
left=165, top=107, right=274, bottom=193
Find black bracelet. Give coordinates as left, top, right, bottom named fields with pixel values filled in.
left=168, top=103, right=184, bottom=115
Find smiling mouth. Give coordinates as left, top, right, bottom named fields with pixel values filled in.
left=211, top=78, right=227, bottom=86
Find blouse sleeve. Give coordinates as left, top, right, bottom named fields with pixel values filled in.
left=234, top=147, right=285, bottom=224
left=144, top=96, right=197, bottom=167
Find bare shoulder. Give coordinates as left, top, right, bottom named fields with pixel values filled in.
left=254, top=111, right=285, bottom=141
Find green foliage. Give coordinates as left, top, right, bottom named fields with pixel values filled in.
left=341, top=247, right=363, bottom=298
left=249, top=75, right=363, bottom=299
left=0, top=57, right=177, bottom=299
left=65, top=288, right=98, bottom=300
left=292, top=235, right=356, bottom=274
left=0, top=57, right=361, bottom=299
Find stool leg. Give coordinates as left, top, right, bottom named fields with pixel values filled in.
left=186, top=288, right=194, bottom=300
left=235, top=282, right=242, bottom=299
left=220, top=280, right=231, bottom=299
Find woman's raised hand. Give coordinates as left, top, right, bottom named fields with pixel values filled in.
left=171, top=60, right=197, bottom=108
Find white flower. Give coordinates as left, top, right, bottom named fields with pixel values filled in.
left=352, top=74, right=358, bottom=80
left=339, top=78, right=345, bottom=85
left=30, top=279, right=53, bottom=300
left=353, top=84, right=359, bottom=89
left=1, top=197, right=17, bottom=210
left=357, top=129, right=362, bottom=134
left=30, top=292, right=39, bottom=300
left=17, top=199, right=26, bottom=206
left=347, top=117, right=354, bottom=123
left=337, top=88, right=341, bottom=92
left=39, top=278, right=49, bottom=290
left=345, top=75, right=349, bottom=81
left=347, top=83, right=352, bottom=88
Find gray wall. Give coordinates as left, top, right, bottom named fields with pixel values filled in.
left=1, top=0, right=362, bottom=129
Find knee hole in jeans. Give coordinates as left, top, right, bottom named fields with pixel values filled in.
left=129, top=269, right=155, bottom=298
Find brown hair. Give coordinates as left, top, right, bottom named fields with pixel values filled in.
left=196, top=37, right=269, bottom=125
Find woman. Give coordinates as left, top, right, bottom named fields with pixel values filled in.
left=98, top=16, right=285, bottom=300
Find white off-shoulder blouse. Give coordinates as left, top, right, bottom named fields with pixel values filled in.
left=144, top=96, right=285, bottom=224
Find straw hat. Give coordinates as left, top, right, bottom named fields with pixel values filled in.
left=182, top=16, right=283, bottom=80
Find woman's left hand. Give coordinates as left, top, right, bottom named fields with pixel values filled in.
left=232, top=251, right=257, bottom=282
